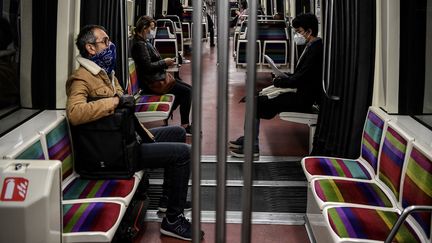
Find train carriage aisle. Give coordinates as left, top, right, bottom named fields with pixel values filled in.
left=137, top=35, right=311, bottom=243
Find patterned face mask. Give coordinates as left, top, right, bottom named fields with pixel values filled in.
left=90, top=42, right=117, bottom=75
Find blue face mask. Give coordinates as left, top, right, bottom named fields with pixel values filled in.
left=90, top=42, right=116, bottom=75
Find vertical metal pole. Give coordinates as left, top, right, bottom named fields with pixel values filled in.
left=191, top=0, right=203, bottom=242
left=241, top=0, right=257, bottom=242
left=216, top=0, right=229, bottom=242
left=290, top=0, right=296, bottom=73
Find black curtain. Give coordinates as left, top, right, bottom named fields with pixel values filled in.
left=312, top=0, right=375, bottom=158
left=80, top=0, right=128, bottom=89
left=398, top=0, right=426, bottom=115
left=31, top=0, right=58, bottom=109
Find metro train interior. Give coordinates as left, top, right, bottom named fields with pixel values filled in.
left=0, top=0, right=432, bottom=242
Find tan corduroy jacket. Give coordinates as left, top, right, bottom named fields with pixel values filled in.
left=66, top=56, right=124, bottom=126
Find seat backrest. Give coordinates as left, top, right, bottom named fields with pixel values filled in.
left=156, top=19, right=176, bottom=35
left=155, top=27, right=175, bottom=39
left=154, top=39, right=177, bottom=60
left=400, top=141, right=432, bottom=240
left=182, top=23, right=191, bottom=39
left=377, top=121, right=413, bottom=200
left=360, top=107, right=388, bottom=173
left=127, top=59, right=139, bottom=95
left=237, top=40, right=261, bottom=65
left=257, top=23, right=287, bottom=41
left=41, top=117, right=74, bottom=182
left=263, top=41, right=287, bottom=65
left=5, top=136, right=46, bottom=160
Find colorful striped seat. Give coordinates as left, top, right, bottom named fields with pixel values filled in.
left=127, top=59, right=174, bottom=123
left=401, top=142, right=432, bottom=238
left=14, top=139, right=46, bottom=160
left=135, top=102, right=171, bottom=112
left=63, top=177, right=135, bottom=201
left=314, top=179, right=393, bottom=208
left=136, top=94, right=175, bottom=104
left=311, top=121, right=412, bottom=210
left=302, top=107, right=388, bottom=181
left=263, top=41, right=287, bottom=65
left=326, top=207, right=421, bottom=243
left=45, top=120, right=74, bottom=180
left=378, top=125, right=409, bottom=199
left=321, top=142, right=432, bottom=243
left=43, top=118, right=138, bottom=205
left=63, top=201, right=125, bottom=242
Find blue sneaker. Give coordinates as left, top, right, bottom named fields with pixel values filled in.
left=160, top=214, right=204, bottom=241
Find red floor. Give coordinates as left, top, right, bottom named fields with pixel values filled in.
left=135, top=222, right=309, bottom=243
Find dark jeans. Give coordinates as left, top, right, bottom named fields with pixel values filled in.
left=170, top=79, right=192, bottom=125
left=136, top=126, right=190, bottom=217
left=142, top=79, right=192, bottom=125
left=244, top=92, right=313, bottom=146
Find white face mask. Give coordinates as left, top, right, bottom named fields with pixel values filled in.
left=294, top=33, right=307, bottom=45
left=148, top=29, right=156, bottom=39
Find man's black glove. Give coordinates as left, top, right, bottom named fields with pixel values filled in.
left=272, top=77, right=284, bottom=88
left=118, top=94, right=135, bottom=108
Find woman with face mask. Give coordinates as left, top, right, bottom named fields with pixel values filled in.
left=229, top=13, right=323, bottom=158
left=131, top=16, right=193, bottom=134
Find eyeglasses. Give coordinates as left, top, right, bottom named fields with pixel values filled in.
left=92, top=36, right=110, bottom=46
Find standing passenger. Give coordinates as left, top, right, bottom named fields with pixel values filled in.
left=131, top=16, right=193, bottom=134
left=229, top=13, right=323, bottom=157
left=66, top=25, right=203, bottom=241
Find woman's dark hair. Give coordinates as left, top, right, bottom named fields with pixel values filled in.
left=292, top=13, right=318, bottom=37
left=135, top=16, right=155, bottom=36
left=76, top=25, right=107, bottom=58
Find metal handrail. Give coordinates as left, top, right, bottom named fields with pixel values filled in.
left=191, top=0, right=203, bottom=242
left=384, top=205, right=432, bottom=243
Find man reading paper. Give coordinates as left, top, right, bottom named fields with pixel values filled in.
left=229, top=13, right=323, bottom=157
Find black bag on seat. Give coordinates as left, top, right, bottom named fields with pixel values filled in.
left=71, top=106, right=138, bottom=179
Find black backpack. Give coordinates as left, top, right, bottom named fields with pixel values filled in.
left=112, top=173, right=150, bottom=242
left=71, top=106, right=138, bottom=179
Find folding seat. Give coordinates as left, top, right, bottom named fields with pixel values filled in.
left=322, top=141, right=432, bottom=243
left=302, top=107, right=389, bottom=181
left=310, top=121, right=413, bottom=210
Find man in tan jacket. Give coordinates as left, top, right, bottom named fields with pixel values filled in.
left=66, top=25, right=203, bottom=241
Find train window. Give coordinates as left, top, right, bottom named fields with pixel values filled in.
left=0, top=0, right=20, bottom=116
left=399, top=0, right=431, bottom=129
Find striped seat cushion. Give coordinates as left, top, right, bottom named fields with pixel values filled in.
left=314, top=179, right=392, bottom=207
left=136, top=94, right=174, bottom=103
left=15, top=140, right=45, bottom=160
left=45, top=120, right=74, bottom=180
left=304, top=157, right=372, bottom=180
left=63, top=177, right=135, bottom=200
left=361, top=109, right=385, bottom=172
left=327, top=207, right=421, bottom=242
left=379, top=125, right=408, bottom=199
left=128, top=61, right=139, bottom=95
left=401, top=145, right=432, bottom=237
left=135, top=103, right=170, bottom=112
left=63, top=202, right=120, bottom=233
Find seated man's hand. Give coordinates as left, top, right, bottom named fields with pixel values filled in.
left=164, top=58, right=175, bottom=67
left=272, top=77, right=284, bottom=87
left=118, top=95, right=135, bottom=108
